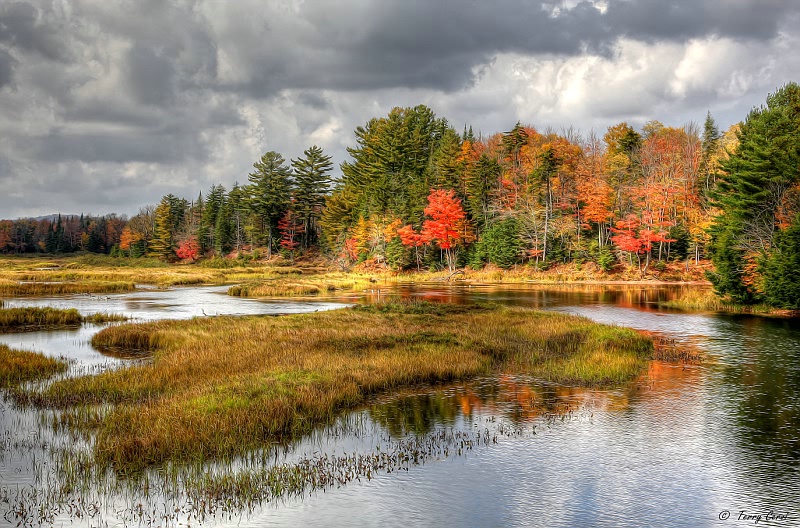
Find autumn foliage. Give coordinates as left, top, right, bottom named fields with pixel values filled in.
left=175, top=238, right=200, bottom=261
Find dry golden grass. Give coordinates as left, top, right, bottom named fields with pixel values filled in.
left=0, top=344, right=68, bottom=388
left=227, top=272, right=383, bottom=298
left=20, top=302, right=652, bottom=471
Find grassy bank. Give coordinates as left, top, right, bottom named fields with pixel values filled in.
left=0, top=307, right=128, bottom=332
left=659, top=289, right=797, bottom=317
left=0, top=254, right=711, bottom=297
left=0, top=344, right=68, bottom=388
left=17, top=302, right=652, bottom=471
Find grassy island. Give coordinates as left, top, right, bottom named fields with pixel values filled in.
left=0, top=306, right=128, bottom=332
left=16, top=302, right=653, bottom=472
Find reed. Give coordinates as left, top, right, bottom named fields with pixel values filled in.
left=21, top=301, right=652, bottom=471
left=0, top=344, right=68, bottom=388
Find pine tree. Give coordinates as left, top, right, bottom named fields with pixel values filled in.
left=700, top=111, right=721, bottom=193
left=763, top=214, right=800, bottom=309
left=248, top=151, right=293, bottom=258
left=150, top=198, right=175, bottom=260
left=465, top=154, right=501, bottom=232
left=227, top=183, right=250, bottom=252
left=291, top=145, right=333, bottom=248
left=201, top=185, right=226, bottom=253
left=194, top=192, right=206, bottom=252
left=480, top=218, right=522, bottom=269
left=502, top=122, right=528, bottom=167
left=709, top=83, right=800, bottom=302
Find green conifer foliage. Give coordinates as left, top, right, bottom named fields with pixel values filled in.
left=763, top=215, right=800, bottom=309
left=292, top=145, right=333, bottom=248
left=248, top=151, right=293, bottom=258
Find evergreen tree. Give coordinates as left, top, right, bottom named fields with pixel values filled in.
left=502, top=122, right=528, bottom=167
left=248, top=151, right=293, bottom=258
left=762, top=214, right=800, bottom=309
left=465, top=154, right=501, bottom=232
left=700, top=111, right=721, bottom=193
left=709, top=83, right=800, bottom=302
left=706, top=228, right=753, bottom=303
left=340, top=105, right=449, bottom=223
left=150, top=197, right=175, bottom=260
left=431, top=128, right=462, bottom=191
left=320, top=105, right=451, bottom=253
left=473, top=218, right=521, bottom=269
left=291, top=145, right=333, bottom=248
left=227, top=183, right=250, bottom=252
left=194, top=192, right=206, bottom=251
left=201, top=185, right=226, bottom=252
left=214, top=206, right=232, bottom=255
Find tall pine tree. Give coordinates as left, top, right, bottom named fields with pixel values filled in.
left=709, top=83, right=800, bottom=303
left=291, top=145, right=333, bottom=248
left=248, top=151, right=293, bottom=258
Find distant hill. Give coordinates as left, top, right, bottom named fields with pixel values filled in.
left=16, top=214, right=80, bottom=222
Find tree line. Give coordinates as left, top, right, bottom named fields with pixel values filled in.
left=2, top=84, right=798, bottom=307
left=0, top=214, right=126, bottom=254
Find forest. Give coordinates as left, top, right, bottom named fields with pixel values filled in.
left=1, top=84, right=799, bottom=309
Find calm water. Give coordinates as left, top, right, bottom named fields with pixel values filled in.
left=1, top=284, right=798, bottom=527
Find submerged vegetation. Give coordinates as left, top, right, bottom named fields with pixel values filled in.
left=15, top=302, right=652, bottom=472
left=0, top=344, right=68, bottom=388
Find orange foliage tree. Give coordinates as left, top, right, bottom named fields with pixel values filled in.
left=421, top=189, right=469, bottom=271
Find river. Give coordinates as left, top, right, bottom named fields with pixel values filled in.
left=1, top=283, right=798, bottom=527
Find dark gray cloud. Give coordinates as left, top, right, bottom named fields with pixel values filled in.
left=606, top=0, right=793, bottom=42
left=0, top=0, right=798, bottom=218
left=28, top=130, right=201, bottom=164
left=0, top=48, right=14, bottom=88
left=125, top=45, right=176, bottom=106
left=0, top=1, right=68, bottom=61
left=216, top=0, right=800, bottom=96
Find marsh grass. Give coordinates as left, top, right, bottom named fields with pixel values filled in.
left=0, top=279, right=136, bottom=296
left=0, top=307, right=128, bottom=331
left=17, top=301, right=652, bottom=472
left=659, top=289, right=793, bottom=316
left=0, top=344, right=68, bottom=388
left=0, top=307, right=83, bottom=329
left=227, top=273, right=380, bottom=298
left=228, top=283, right=322, bottom=297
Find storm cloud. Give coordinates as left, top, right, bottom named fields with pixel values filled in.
left=0, top=0, right=798, bottom=218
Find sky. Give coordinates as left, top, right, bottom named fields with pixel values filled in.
left=1, top=0, right=799, bottom=219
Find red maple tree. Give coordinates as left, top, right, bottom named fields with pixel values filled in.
left=421, top=189, right=468, bottom=271
left=175, top=237, right=200, bottom=261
